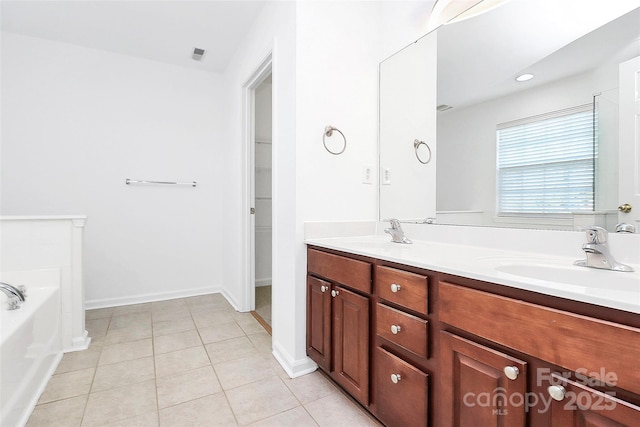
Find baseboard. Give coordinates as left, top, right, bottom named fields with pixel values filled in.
left=84, top=285, right=223, bottom=310
left=64, top=330, right=91, bottom=353
left=220, top=288, right=243, bottom=312
left=272, top=341, right=318, bottom=378
left=255, top=278, right=272, bottom=287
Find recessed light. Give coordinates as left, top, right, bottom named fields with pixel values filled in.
left=515, top=73, right=534, bottom=82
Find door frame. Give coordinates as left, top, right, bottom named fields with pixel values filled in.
left=241, top=54, right=273, bottom=313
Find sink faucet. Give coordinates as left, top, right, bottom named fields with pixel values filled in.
left=0, top=282, right=27, bottom=310
left=574, top=226, right=633, bottom=272
left=384, top=219, right=412, bottom=244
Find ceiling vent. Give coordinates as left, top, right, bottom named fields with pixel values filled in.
left=192, top=48, right=206, bottom=61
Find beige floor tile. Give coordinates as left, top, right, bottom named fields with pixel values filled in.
left=237, top=317, right=267, bottom=335
left=55, top=348, right=101, bottom=374
left=98, top=338, right=153, bottom=366
left=184, top=293, right=228, bottom=306
left=264, top=355, right=288, bottom=377
left=104, top=324, right=152, bottom=345
left=225, top=377, right=299, bottom=425
left=188, top=299, right=234, bottom=315
left=192, top=310, right=235, bottom=329
left=38, top=368, right=94, bottom=404
left=85, top=318, right=110, bottom=338
left=112, top=303, right=152, bottom=316
left=151, top=298, right=187, bottom=312
left=281, top=371, right=338, bottom=404
left=152, top=316, right=196, bottom=337
left=108, top=312, right=151, bottom=330
left=150, top=306, right=191, bottom=323
left=246, top=406, right=319, bottom=427
left=213, top=354, right=277, bottom=390
left=248, top=331, right=272, bottom=354
left=159, top=393, right=237, bottom=427
left=154, top=329, right=202, bottom=354
left=304, top=393, right=377, bottom=427
left=26, top=395, right=87, bottom=427
left=85, top=308, right=114, bottom=321
left=100, top=411, right=158, bottom=427
left=92, top=357, right=155, bottom=392
left=82, top=380, right=157, bottom=427
left=155, top=345, right=210, bottom=378
left=198, top=322, right=245, bottom=344
left=204, top=336, right=259, bottom=365
left=225, top=310, right=256, bottom=323
left=156, top=365, right=222, bottom=409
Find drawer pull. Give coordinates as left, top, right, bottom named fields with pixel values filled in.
left=320, top=285, right=328, bottom=293
left=331, top=290, right=339, bottom=298
left=390, top=283, right=401, bottom=293
left=390, top=324, right=402, bottom=334
left=390, top=373, right=402, bottom=384
left=548, top=385, right=566, bottom=401
left=503, top=366, right=519, bottom=380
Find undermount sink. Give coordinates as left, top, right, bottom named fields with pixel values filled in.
left=495, top=263, right=640, bottom=290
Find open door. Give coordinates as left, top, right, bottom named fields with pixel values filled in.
left=618, top=56, right=640, bottom=227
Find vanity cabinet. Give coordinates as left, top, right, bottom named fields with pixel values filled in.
left=306, top=248, right=371, bottom=405
left=306, top=245, right=640, bottom=427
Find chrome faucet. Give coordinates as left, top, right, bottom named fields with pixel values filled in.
left=0, top=282, right=27, bottom=310
left=384, top=219, right=412, bottom=244
left=574, top=226, right=633, bottom=272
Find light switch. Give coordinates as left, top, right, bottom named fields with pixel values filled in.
left=362, top=165, right=373, bottom=184
left=382, top=167, right=391, bottom=185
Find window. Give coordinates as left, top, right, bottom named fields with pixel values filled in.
left=496, top=104, right=595, bottom=216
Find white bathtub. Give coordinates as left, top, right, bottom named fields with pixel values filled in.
left=0, top=269, right=62, bottom=427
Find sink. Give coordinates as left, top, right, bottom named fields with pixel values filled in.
left=495, top=263, right=640, bottom=291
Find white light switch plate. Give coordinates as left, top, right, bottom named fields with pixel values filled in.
left=362, top=165, right=373, bottom=184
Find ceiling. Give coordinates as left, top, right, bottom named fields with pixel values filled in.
left=437, top=0, right=640, bottom=109
left=1, top=1, right=268, bottom=73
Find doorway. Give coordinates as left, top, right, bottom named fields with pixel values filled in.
left=252, top=73, right=273, bottom=333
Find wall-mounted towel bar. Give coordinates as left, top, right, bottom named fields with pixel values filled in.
left=125, top=179, right=197, bottom=187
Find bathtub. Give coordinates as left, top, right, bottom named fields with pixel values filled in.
left=1, top=269, right=62, bottom=427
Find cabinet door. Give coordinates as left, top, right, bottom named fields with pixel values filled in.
left=546, top=374, right=640, bottom=427
left=376, top=347, right=428, bottom=427
left=440, top=331, right=527, bottom=427
left=306, top=276, right=331, bottom=372
left=332, top=285, right=370, bottom=405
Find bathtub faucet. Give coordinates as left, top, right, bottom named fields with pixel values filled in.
left=0, top=282, right=26, bottom=310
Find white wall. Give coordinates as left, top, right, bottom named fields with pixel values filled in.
left=1, top=32, right=225, bottom=307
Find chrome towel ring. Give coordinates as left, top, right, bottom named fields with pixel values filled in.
left=323, top=125, right=346, bottom=155
left=413, top=139, right=432, bottom=164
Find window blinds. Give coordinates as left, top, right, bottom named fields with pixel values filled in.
left=496, top=104, right=595, bottom=216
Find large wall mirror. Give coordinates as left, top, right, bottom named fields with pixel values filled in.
left=379, top=0, right=640, bottom=230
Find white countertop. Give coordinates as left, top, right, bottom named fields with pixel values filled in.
left=305, top=235, right=640, bottom=315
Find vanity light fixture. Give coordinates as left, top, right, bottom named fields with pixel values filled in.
left=515, top=73, right=535, bottom=82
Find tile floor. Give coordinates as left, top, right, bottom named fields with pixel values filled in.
left=26, top=293, right=380, bottom=427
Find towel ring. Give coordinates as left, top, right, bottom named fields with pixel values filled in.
left=323, top=125, right=346, bottom=155
left=414, top=139, right=432, bottom=164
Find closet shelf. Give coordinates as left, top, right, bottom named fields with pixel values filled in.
left=255, top=197, right=272, bottom=201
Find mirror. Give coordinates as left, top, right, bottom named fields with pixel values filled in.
left=379, top=0, right=640, bottom=230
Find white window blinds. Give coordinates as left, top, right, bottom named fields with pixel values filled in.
left=496, top=104, right=595, bottom=216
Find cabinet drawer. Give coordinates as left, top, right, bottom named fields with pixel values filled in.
left=308, top=248, right=371, bottom=293
left=376, top=265, right=428, bottom=314
left=375, top=347, right=428, bottom=427
left=376, top=303, right=428, bottom=358
left=439, top=281, right=640, bottom=396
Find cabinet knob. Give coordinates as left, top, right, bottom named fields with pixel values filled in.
left=390, top=283, right=401, bottom=293
left=390, top=373, right=402, bottom=384
left=390, top=325, right=402, bottom=334
left=503, top=366, right=519, bottom=380
left=331, top=290, right=339, bottom=298
left=320, top=285, right=328, bottom=293
left=548, top=385, right=566, bottom=401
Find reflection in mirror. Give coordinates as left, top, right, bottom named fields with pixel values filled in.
left=379, top=0, right=640, bottom=230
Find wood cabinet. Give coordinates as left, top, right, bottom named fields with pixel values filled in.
left=306, top=245, right=640, bottom=427
left=306, top=248, right=371, bottom=406
left=440, top=331, right=527, bottom=427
